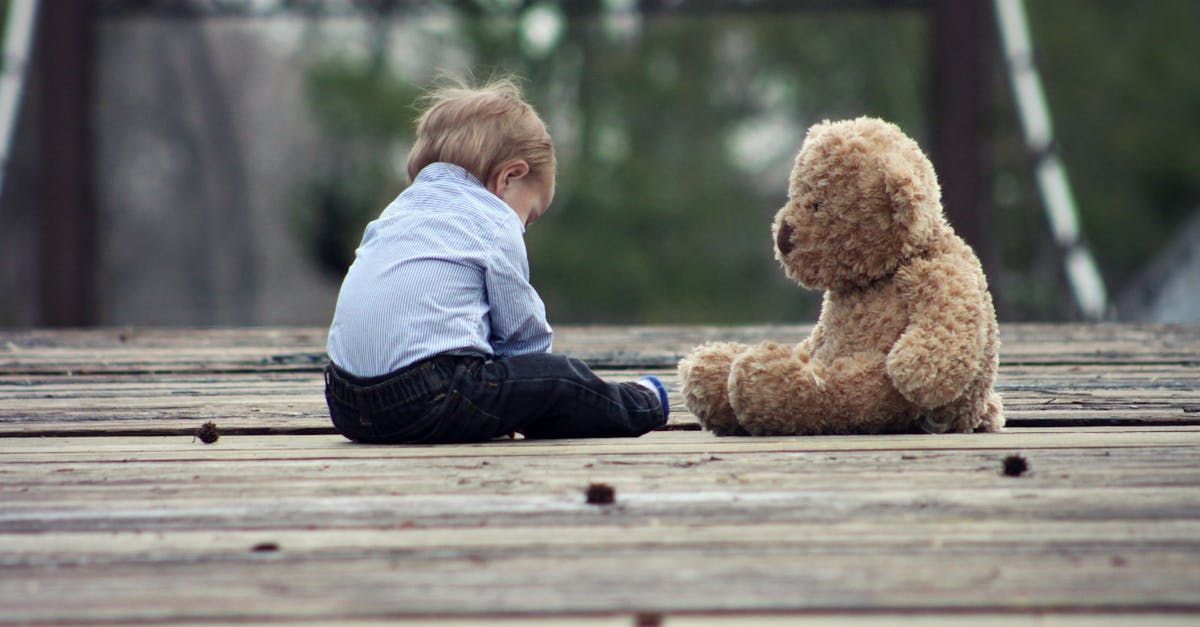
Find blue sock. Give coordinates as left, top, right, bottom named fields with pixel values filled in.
left=635, top=376, right=669, bottom=422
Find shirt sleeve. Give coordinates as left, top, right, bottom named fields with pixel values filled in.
left=484, top=222, right=553, bottom=357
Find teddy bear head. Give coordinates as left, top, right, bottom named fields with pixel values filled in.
left=772, top=117, right=946, bottom=291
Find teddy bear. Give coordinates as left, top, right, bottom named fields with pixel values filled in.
left=678, top=117, right=1003, bottom=436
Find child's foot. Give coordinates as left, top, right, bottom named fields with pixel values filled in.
left=635, top=376, right=670, bottom=423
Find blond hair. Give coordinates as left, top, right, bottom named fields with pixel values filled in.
left=405, top=77, right=555, bottom=186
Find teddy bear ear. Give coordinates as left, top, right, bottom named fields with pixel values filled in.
left=882, top=154, right=923, bottom=217
left=880, top=153, right=939, bottom=247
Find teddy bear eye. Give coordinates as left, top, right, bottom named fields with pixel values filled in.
left=810, top=201, right=822, bottom=212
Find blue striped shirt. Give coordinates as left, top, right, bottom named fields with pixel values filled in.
left=326, top=163, right=553, bottom=377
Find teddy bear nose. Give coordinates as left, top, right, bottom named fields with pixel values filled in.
left=776, top=221, right=796, bottom=256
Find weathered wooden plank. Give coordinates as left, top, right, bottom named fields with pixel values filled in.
left=5, top=362, right=1199, bottom=397
left=6, top=359, right=1195, bottom=385
left=5, top=368, right=1197, bottom=402
left=3, top=358, right=1199, bottom=436
left=2, top=442, right=1194, bottom=490
left=1, top=428, right=1198, bottom=622
left=2, top=527, right=1198, bottom=622
left=5, top=447, right=1199, bottom=525
left=9, top=444, right=1200, bottom=492
left=669, top=617, right=1200, bottom=627
left=1, top=617, right=1175, bottom=627
left=2, top=324, right=1198, bottom=375
left=0, top=322, right=1189, bottom=350
left=6, top=519, right=1200, bottom=559
left=5, top=387, right=1194, bottom=418
left=5, top=406, right=1198, bottom=438
left=1, top=428, right=1197, bottom=460
left=1, top=327, right=1197, bottom=624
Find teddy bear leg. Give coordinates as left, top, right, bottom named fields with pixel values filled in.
left=731, top=350, right=915, bottom=435
left=727, top=342, right=831, bottom=435
left=678, top=341, right=749, bottom=436
left=822, top=353, right=916, bottom=434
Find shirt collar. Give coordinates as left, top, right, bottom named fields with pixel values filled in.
left=414, top=162, right=526, bottom=233
left=414, top=162, right=485, bottom=188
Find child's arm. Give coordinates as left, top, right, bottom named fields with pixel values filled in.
left=484, top=226, right=553, bottom=356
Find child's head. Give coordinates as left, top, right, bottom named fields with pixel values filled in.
left=406, top=77, right=556, bottom=224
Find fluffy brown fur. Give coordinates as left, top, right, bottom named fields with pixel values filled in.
left=679, top=117, right=1003, bottom=436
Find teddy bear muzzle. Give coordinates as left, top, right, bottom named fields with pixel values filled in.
left=776, top=221, right=796, bottom=256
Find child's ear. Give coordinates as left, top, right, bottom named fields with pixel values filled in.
left=492, top=160, right=531, bottom=195
left=506, top=160, right=530, bottom=181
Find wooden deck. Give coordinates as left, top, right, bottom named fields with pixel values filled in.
left=2, top=324, right=1199, bottom=624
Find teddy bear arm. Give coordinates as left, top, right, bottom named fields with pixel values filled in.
left=886, top=257, right=987, bottom=410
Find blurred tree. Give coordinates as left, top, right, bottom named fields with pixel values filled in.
left=292, top=0, right=419, bottom=280
left=294, top=57, right=420, bottom=279
left=297, top=2, right=928, bottom=322
left=297, top=0, right=1200, bottom=322
left=991, top=0, right=1200, bottom=318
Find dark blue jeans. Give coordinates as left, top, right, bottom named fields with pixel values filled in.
left=324, top=352, right=665, bottom=444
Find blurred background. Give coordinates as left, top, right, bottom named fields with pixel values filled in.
left=1, top=0, right=1198, bottom=328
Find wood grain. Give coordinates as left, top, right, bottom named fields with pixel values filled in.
left=2, top=324, right=1198, bottom=375
left=1, top=325, right=1198, bottom=623
left=4, top=365, right=1200, bottom=436
left=3, top=430, right=1200, bottom=622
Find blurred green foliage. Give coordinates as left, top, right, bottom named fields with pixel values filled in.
left=296, top=1, right=1200, bottom=322
left=991, top=0, right=1200, bottom=318
left=297, top=4, right=927, bottom=322
left=294, top=58, right=420, bottom=278
left=1028, top=0, right=1200, bottom=289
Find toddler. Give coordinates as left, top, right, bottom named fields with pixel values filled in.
left=324, top=78, right=668, bottom=444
